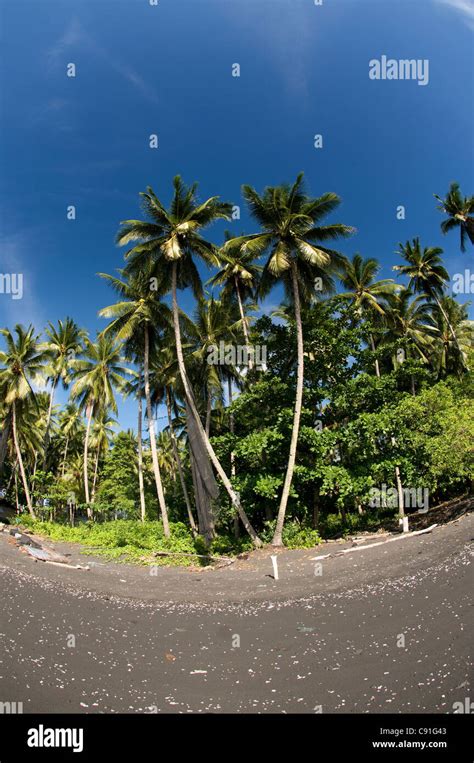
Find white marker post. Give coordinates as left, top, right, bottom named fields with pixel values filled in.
left=270, top=554, right=279, bottom=581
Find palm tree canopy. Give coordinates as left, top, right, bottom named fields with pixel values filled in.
left=435, top=182, right=474, bottom=252
left=0, top=324, right=47, bottom=404
left=209, top=233, right=262, bottom=302
left=427, top=296, right=474, bottom=375
left=99, top=264, right=172, bottom=358
left=381, top=288, right=438, bottom=363
left=43, top=318, right=86, bottom=389
left=225, top=173, right=354, bottom=305
left=117, top=176, right=232, bottom=297
left=70, top=335, right=134, bottom=415
left=394, top=238, right=449, bottom=298
left=339, top=253, right=399, bottom=316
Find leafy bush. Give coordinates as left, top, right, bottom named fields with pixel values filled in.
left=261, top=520, right=321, bottom=548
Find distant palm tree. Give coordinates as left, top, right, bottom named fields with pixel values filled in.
left=70, top=335, right=132, bottom=515
left=188, top=296, right=242, bottom=436
left=90, top=410, right=117, bottom=501
left=58, top=403, right=83, bottom=477
left=42, top=318, right=85, bottom=467
left=99, top=265, right=172, bottom=535
left=435, top=182, right=474, bottom=252
left=210, top=237, right=261, bottom=369
left=116, top=176, right=262, bottom=547
left=237, top=173, right=353, bottom=545
left=394, top=239, right=458, bottom=344
left=427, top=296, right=473, bottom=377
left=150, top=346, right=197, bottom=533
left=122, top=374, right=148, bottom=522
left=0, top=325, right=47, bottom=516
left=339, top=253, right=399, bottom=377
left=381, top=289, right=439, bottom=392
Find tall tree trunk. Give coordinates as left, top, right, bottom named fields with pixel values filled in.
left=144, top=325, right=170, bottom=536
left=371, top=344, right=405, bottom=519
left=272, top=262, right=304, bottom=547
left=5, top=460, right=16, bottom=495
left=91, top=449, right=100, bottom=502
left=12, top=401, right=35, bottom=518
left=0, top=408, right=12, bottom=485
left=171, top=261, right=261, bottom=547
left=61, top=436, right=69, bottom=478
left=235, top=276, right=253, bottom=370
left=83, top=405, right=93, bottom=515
left=205, top=392, right=212, bottom=437
left=432, top=293, right=458, bottom=344
left=137, top=369, right=147, bottom=523
left=42, top=377, right=57, bottom=468
left=228, top=378, right=239, bottom=538
left=369, top=334, right=381, bottom=378
left=391, top=435, right=405, bottom=519
left=411, top=375, right=416, bottom=396
left=14, top=465, right=19, bottom=512
left=165, top=387, right=196, bottom=533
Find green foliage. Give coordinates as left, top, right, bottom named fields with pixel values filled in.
left=261, top=520, right=321, bottom=548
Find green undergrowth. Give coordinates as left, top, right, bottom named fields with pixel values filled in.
left=15, top=511, right=391, bottom=566
left=15, top=517, right=253, bottom=566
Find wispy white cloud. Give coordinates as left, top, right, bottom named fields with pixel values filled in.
left=219, top=0, right=316, bottom=98
left=46, top=18, right=159, bottom=104
left=47, top=17, right=83, bottom=66
left=0, top=234, right=46, bottom=332
left=435, top=0, right=474, bottom=29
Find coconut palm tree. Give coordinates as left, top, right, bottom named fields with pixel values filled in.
left=380, top=288, right=439, bottom=392
left=122, top=374, right=148, bottom=522
left=0, top=325, right=47, bottom=516
left=188, top=296, right=243, bottom=436
left=58, top=403, right=84, bottom=477
left=435, top=182, right=474, bottom=252
left=90, top=410, right=117, bottom=501
left=42, top=318, right=86, bottom=466
left=233, top=173, right=353, bottom=545
left=99, top=265, right=172, bottom=535
left=338, top=253, right=399, bottom=377
left=116, top=176, right=262, bottom=547
left=427, top=296, right=473, bottom=377
left=70, top=335, right=132, bottom=516
left=150, top=346, right=197, bottom=533
left=209, top=236, right=262, bottom=369
left=394, top=239, right=458, bottom=344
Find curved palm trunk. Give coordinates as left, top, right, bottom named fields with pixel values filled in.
left=14, top=465, right=19, bottom=512
left=432, top=293, right=458, bottom=344
left=165, top=387, right=197, bottom=534
left=0, top=408, right=12, bottom=483
left=91, top=449, right=100, bottom=502
left=12, top=401, right=35, bottom=518
left=369, top=334, right=381, bottom=378
left=83, top=405, right=93, bottom=516
left=235, top=276, right=253, bottom=370
left=171, top=262, right=261, bottom=548
left=144, top=325, right=170, bottom=537
left=137, top=369, right=147, bottom=523
left=228, top=378, right=239, bottom=538
left=205, top=392, right=212, bottom=437
left=391, top=435, right=405, bottom=520
left=42, top=377, right=57, bottom=468
left=272, top=262, right=304, bottom=547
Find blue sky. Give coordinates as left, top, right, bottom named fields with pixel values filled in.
left=0, top=0, right=473, bottom=430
